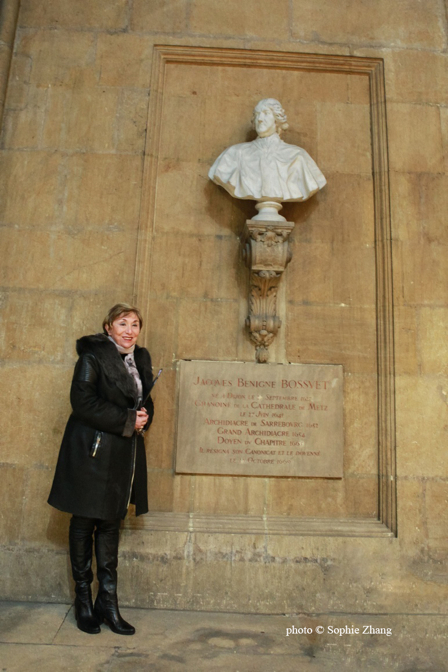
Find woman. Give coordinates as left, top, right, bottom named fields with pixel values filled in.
left=48, top=303, right=154, bottom=636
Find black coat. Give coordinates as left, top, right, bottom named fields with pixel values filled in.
left=48, top=334, right=154, bottom=520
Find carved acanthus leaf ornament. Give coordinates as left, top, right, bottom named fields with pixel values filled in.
left=242, top=221, right=294, bottom=362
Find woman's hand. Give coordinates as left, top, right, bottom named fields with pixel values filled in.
left=135, top=408, right=149, bottom=430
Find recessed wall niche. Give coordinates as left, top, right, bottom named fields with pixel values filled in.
left=133, top=46, right=396, bottom=537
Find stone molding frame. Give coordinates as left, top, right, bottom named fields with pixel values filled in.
left=134, top=46, right=397, bottom=538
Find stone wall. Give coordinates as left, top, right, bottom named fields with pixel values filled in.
left=1, top=0, right=447, bottom=614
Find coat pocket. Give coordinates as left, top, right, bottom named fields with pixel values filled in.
left=90, top=431, right=102, bottom=458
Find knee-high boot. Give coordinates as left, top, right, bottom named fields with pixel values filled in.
left=69, top=516, right=101, bottom=634
left=93, top=518, right=135, bottom=635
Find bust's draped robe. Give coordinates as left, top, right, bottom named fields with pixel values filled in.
left=209, top=133, right=326, bottom=202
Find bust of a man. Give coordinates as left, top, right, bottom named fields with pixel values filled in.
left=209, top=98, right=326, bottom=216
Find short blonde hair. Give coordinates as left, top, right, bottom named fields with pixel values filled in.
left=102, top=303, right=143, bottom=334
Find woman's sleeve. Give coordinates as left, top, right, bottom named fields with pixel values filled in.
left=70, top=354, right=136, bottom=437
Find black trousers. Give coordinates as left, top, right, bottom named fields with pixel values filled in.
left=69, top=515, right=121, bottom=594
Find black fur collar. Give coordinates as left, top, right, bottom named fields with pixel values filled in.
left=76, top=334, right=153, bottom=402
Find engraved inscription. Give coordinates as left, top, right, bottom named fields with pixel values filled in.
left=175, top=361, right=343, bottom=478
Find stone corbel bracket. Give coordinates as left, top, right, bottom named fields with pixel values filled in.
left=242, top=219, right=294, bottom=363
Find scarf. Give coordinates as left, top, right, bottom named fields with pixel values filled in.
left=108, top=336, right=143, bottom=401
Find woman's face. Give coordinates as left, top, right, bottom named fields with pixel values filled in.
left=106, top=312, right=141, bottom=349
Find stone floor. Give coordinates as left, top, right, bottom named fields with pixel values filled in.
left=0, top=601, right=447, bottom=671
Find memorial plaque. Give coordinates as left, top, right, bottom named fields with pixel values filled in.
left=175, top=360, right=343, bottom=478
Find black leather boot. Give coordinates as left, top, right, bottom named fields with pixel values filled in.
left=69, top=516, right=101, bottom=635
left=93, top=518, right=135, bottom=636
left=74, top=584, right=101, bottom=635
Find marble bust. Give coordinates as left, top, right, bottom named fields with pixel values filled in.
left=209, top=98, right=326, bottom=220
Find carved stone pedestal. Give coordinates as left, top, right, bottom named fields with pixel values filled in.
left=242, top=219, right=294, bottom=362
